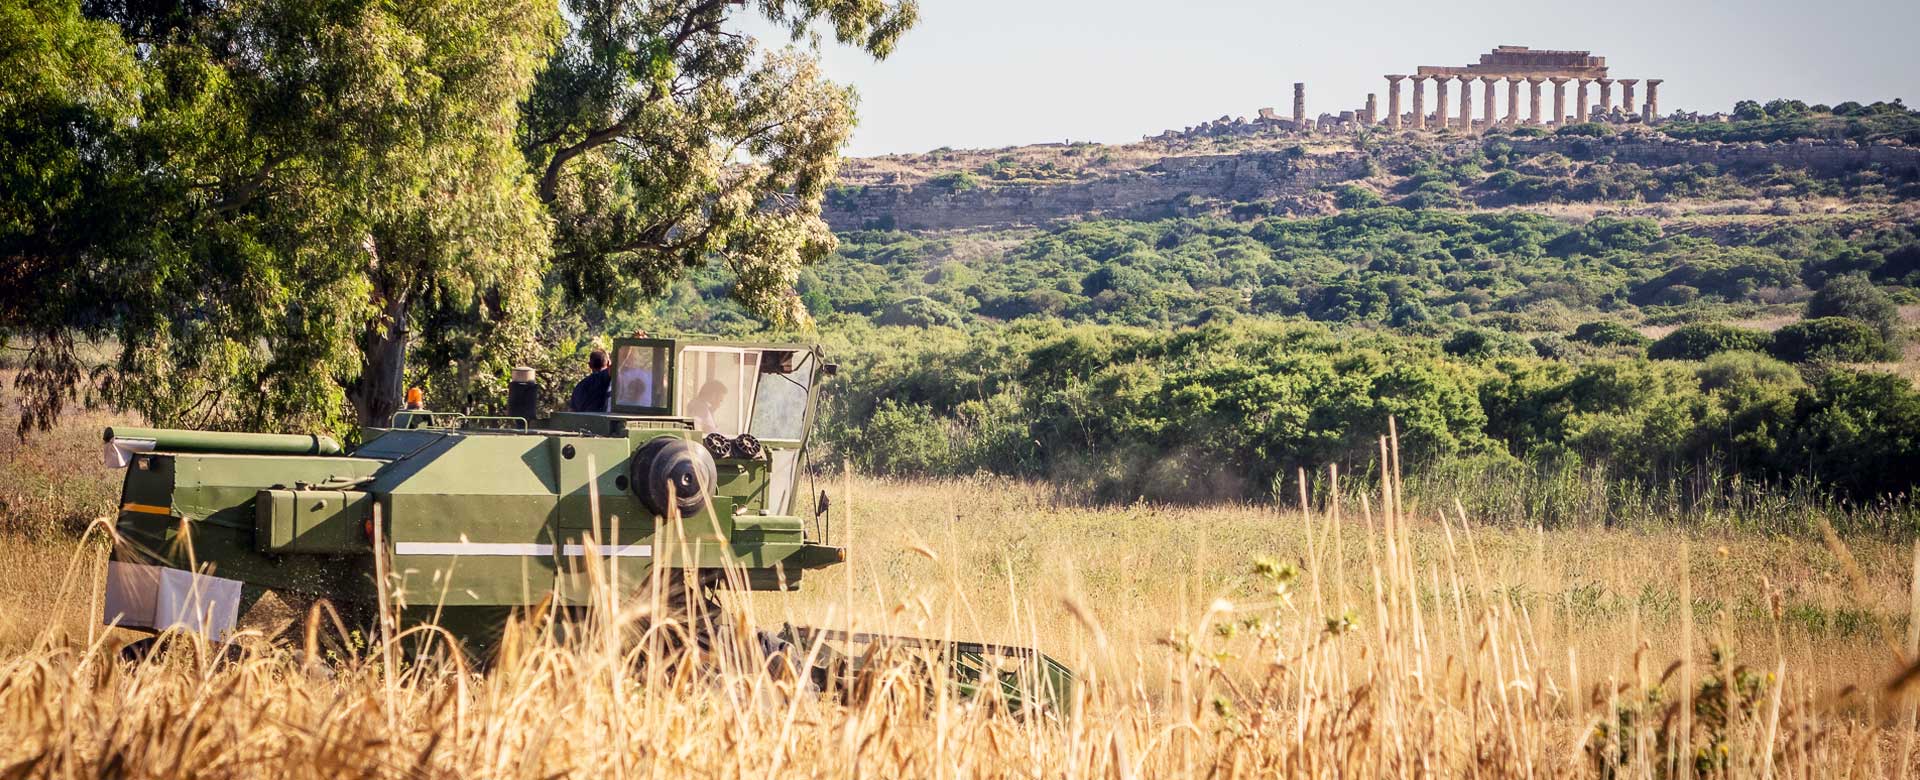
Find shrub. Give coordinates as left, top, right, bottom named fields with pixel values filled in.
left=1785, top=370, right=1920, bottom=496
left=875, top=296, right=964, bottom=328
left=1555, top=122, right=1614, bottom=137
left=1768, top=317, right=1894, bottom=362
left=1648, top=324, right=1770, bottom=361
left=1530, top=334, right=1575, bottom=360
left=1570, top=321, right=1650, bottom=348
left=1806, top=275, right=1899, bottom=341
left=927, top=171, right=980, bottom=192
left=1443, top=328, right=1527, bottom=359
left=850, top=400, right=954, bottom=476
left=1331, top=184, right=1384, bottom=210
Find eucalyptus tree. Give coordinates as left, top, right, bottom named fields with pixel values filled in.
left=2, top=0, right=558, bottom=433
left=3, top=0, right=916, bottom=435
left=520, top=0, right=916, bottom=327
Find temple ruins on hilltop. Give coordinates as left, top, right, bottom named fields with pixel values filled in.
left=1169, top=46, right=1667, bottom=139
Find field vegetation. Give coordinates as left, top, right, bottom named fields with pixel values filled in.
left=2, top=403, right=1919, bottom=777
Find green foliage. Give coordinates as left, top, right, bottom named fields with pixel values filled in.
left=1662, top=100, right=1920, bottom=145
left=638, top=212, right=1920, bottom=352
left=1570, top=322, right=1651, bottom=348
left=1330, top=185, right=1384, bottom=210
left=4, top=0, right=559, bottom=435
left=527, top=0, right=915, bottom=329
left=1768, top=317, right=1894, bottom=363
left=875, top=296, right=963, bottom=328
left=1553, top=122, right=1613, bottom=137
left=846, top=399, right=954, bottom=476
left=1784, top=370, right=1920, bottom=495
left=928, top=171, right=982, bottom=191
left=1648, top=325, right=1770, bottom=361
left=4, top=0, right=920, bottom=435
left=1443, top=328, right=1528, bottom=360
left=818, top=319, right=1920, bottom=502
left=817, top=321, right=1493, bottom=502
left=1806, top=274, right=1900, bottom=341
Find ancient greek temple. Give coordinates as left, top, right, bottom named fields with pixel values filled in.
left=1377, top=46, right=1662, bottom=132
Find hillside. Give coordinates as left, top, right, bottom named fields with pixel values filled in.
left=601, top=102, right=1920, bottom=506
left=824, top=108, right=1920, bottom=231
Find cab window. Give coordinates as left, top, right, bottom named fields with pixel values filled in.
left=676, top=347, right=759, bottom=435
left=613, top=343, right=670, bottom=410
left=748, top=350, right=814, bottom=442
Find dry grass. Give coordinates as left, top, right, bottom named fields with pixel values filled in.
left=0, top=404, right=1915, bottom=776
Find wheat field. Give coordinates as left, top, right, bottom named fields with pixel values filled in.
left=0, top=409, right=1917, bottom=777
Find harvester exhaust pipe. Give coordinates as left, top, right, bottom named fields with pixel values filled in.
left=507, top=366, right=540, bottom=422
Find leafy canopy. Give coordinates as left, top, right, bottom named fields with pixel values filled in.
left=2, top=0, right=918, bottom=435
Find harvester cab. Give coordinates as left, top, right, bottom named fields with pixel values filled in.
left=97, top=335, right=1072, bottom=713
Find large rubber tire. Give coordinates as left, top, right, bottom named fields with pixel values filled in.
left=629, top=437, right=718, bottom=517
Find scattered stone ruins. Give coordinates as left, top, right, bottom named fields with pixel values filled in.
left=1157, top=46, right=1668, bottom=140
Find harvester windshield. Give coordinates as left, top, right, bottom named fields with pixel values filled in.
left=606, top=338, right=821, bottom=515
left=678, top=347, right=757, bottom=435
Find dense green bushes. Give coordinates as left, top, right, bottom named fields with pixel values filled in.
left=1649, top=324, right=1770, bottom=360
left=1645, top=315, right=1899, bottom=364
left=815, top=320, right=1920, bottom=502
left=1658, top=100, right=1920, bottom=145
left=1769, top=318, right=1894, bottom=362
left=787, top=214, right=1919, bottom=333
left=1807, top=275, right=1900, bottom=340
left=608, top=210, right=1917, bottom=348
left=1570, top=321, right=1650, bottom=348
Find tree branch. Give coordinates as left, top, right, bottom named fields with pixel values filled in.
left=534, top=0, right=733, bottom=203
left=207, top=154, right=291, bottom=215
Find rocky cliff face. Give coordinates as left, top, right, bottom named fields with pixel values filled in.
left=824, top=150, right=1376, bottom=231
left=1504, top=136, right=1920, bottom=175
left=823, top=137, right=1920, bottom=233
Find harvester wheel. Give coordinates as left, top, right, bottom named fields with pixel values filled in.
left=629, top=437, right=718, bottom=517
left=118, top=636, right=156, bottom=663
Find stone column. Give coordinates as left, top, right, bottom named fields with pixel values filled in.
left=1549, top=77, right=1569, bottom=125
left=1410, top=76, right=1428, bottom=129
left=1527, top=77, right=1544, bottom=125
left=1433, top=77, right=1449, bottom=130
left=1505, top=77, right=1521, bottom=125
left=1643, top=79, right=1663, bottom=123
left=1596, top=78, right=1615, bottom=120
left=1618, top=79, right=1639, bottom=122
left=1457, top=75, right=1474, bottom=132
left=1385, top=75, right=1405, bottom=128
left=1364, top=93, right=1378, bottom=125
left=1480, top=76, right=1498, bottom=129
left=1575, top=79, right=1590, bottom=123
left=1293, top=82, right=1306, bottom=127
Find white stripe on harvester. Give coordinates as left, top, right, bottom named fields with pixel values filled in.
left=561, top=544, right=653, bottom=557
left=393, top=542, right=653, bottom=558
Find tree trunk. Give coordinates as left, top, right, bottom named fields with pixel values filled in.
left=348, top=242, right=412, bottom=429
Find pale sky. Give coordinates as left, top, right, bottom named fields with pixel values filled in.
left=742, top=0, right=1919, bottom=157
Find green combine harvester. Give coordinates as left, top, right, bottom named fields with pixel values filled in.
left=99, top=335, right=1070, bottom=712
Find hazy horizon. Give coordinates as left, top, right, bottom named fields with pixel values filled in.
left=742, top=0, right=1918, bottom=157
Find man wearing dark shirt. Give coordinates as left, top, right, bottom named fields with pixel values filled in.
left=568, top=350, right=612, bottom=412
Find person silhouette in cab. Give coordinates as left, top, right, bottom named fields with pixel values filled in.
left=686, top=380, right=728, bottom=431
left=568, top=349, right=612, bottom=412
